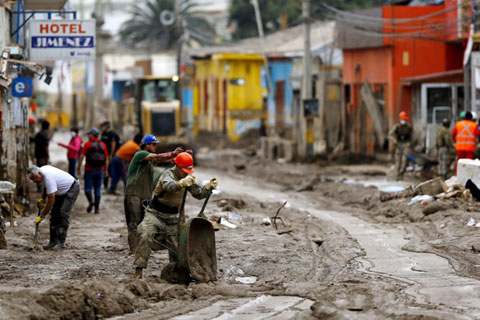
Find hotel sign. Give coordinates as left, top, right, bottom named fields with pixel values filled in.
left=29, top=20, right=96, bottom=61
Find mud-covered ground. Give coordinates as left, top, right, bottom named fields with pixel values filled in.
left=2, top=146, right=480, bottom=319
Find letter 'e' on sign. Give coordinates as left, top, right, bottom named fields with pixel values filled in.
left=12, top=77, right=33, bottom=98
left=29, top=20, right=96, bottom=61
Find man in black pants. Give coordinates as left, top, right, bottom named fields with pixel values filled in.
left=28, top=165, right=80, bottom=250
left=34, top=120, right=50, bottom=192
left=100, top=121, right=120, bottom=190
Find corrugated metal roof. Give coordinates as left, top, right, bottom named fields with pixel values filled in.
left=191, top=21, right=336, bottom=59
left=24, top=0, right=67, bottom=10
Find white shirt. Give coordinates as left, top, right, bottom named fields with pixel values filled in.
left=40, top=165, right=75, bottom=196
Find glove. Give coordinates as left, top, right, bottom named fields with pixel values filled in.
left=34, top=216, right=44, bottom=225
left=205, top=178, right=218, bottom=191
left=36, top=199, right=46, bottom=209
left=173, top=147, right=184, bottom=157
left=178, top=175, right=196, bottom=188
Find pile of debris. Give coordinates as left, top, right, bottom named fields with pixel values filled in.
left=381, top=159, right=480, bottom=205
left=380, top=176, right=471, bottom=203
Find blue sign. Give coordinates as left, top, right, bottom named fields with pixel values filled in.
left=12, top=77, right=33, bottom=98
left=32, top=36, right=95, bottom=49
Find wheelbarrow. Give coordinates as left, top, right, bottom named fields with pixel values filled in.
left=158, top=189, right=217, bottom=284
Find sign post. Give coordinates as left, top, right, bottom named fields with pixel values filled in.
left=29, top=20, right=96, bottom=61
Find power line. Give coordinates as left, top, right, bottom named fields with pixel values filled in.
left=314, top=1, right=471, bottom=24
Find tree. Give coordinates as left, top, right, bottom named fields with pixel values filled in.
left=120, top=0, right=217, bottom=50
left=228, top=0, right=382, bottom=40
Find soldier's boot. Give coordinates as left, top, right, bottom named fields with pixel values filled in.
left=128, top=229, right=138, bottom=254
left=86, top=192, right=94, bottom=213
left=43, top=226, right=59, bottom=250
left=53, top=227, right=67, bottom=250
left=94, top=195, right=101, bottom=214
left=134, top=267, right=143, bottom=279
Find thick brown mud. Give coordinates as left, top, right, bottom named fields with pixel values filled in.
left=2, top=149, right=480, bottom=319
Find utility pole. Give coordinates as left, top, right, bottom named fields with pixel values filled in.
left=175, top=0, right=182, bottom=103
left=79, top=0, right=84, bottom=19
left=92, top=0, right=104, bottom=129
left=302, top=0, right=313, bottom=157
left=252, top=0, right=273, bottom=134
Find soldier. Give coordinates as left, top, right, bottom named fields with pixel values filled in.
left=133, top=152, right=217, bottom=279
left=437, top=118, right=456, bottom=179
left=388, top=111, right=413, bottom=180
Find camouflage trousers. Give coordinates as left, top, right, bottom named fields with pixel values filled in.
left=438, top=147, right=454, bottom=179
left=395, top=143, right=410, bottom=178
left=134, top=207, right=178, bottom=269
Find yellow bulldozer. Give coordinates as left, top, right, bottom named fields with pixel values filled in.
left=134, top=75, right=189, bottom=152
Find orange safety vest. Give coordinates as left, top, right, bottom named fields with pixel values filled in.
left=454, top=120, right=478, bottom=152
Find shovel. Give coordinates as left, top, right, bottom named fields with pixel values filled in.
left=197, top=189, right=213, bottom=219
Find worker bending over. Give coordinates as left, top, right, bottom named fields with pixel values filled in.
left=133, top=152, right=217, bottom=279
left=28, top=165, right=80, bottom=250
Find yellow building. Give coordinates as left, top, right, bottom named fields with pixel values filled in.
left=193, top=54, right=265, bottom=141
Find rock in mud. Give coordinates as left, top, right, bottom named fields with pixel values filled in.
left=407, top=209, right=424, bottom=222
left=217, top=198, right=246, bottom=211
left=472, top=242, right=480, bottom=253
left=414, top=177, right=447, bottom=196
left=422, top=202, right=447, bottom=215
left=311, top=302, right=338, bottom=319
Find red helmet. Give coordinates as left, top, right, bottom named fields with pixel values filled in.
left=174, top=152, right=194, bottom=173
left=399, top=111, right=409, bottom=120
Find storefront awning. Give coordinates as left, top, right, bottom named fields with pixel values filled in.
left=401, top=69, right=463, bottom=85
left=24, top=0, right=67, bottom=10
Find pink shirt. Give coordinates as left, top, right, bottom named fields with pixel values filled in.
left=59, top=136, right=83, bottom=160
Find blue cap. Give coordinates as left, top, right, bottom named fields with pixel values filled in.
left=86, top=127, right=99, bottom=137
left=141, top=134, right=159, bottom=145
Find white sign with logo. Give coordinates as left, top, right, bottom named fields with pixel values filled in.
left=29, top=20, right=96, bottom=61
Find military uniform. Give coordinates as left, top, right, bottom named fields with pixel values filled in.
left=388, top=122, right=413, bottom=179
left=436, top=126, right=456, bottom=179
left=134, top=168, right=210, bottom=269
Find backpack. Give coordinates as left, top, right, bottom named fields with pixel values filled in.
left=86, top=142, right=106, bottom=168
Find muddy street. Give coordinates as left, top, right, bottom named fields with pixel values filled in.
left=1, top=148, right=480, bottom=319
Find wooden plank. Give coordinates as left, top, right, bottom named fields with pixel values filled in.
left=361, top=81, right=386, bottom=147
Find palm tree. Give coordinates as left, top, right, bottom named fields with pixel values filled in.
left=120, top=0, right=217, bottom=50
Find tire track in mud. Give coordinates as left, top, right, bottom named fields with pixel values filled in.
left=197, top=169, right=480, bottom=319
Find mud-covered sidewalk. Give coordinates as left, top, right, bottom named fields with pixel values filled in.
left=2, top=148, right=480, bottom=319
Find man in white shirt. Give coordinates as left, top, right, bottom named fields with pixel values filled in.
left=27, top=165, right=80, bottom=250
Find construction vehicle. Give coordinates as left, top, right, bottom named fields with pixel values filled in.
left=134, top=75, right=189, bottom=151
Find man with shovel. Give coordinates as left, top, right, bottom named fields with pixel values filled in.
left=133, top=152, right=217, bottom=279
left=27, top=165, right=80, bottom=250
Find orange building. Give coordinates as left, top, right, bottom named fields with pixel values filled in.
left=338, top=2, right=468, bottom=154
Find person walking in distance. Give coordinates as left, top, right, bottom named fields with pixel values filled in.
left=108, top=133, right=143, bottom=194
left=77, top=128, right=109, bottom=214
left=452, top=111, right=479, bottom=168
left=28, top=165, right=80, bottom=250
left=100, top=121, right=120, bottom=189
left=388, top=111, right=413, bottom=180
left=34, top=120, right=50, bottom=192
left=124, top=135, right=183, bottom=254
left=437, top=118, right=456, bottom=179
left=58, top=127, right=83, bottom=179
